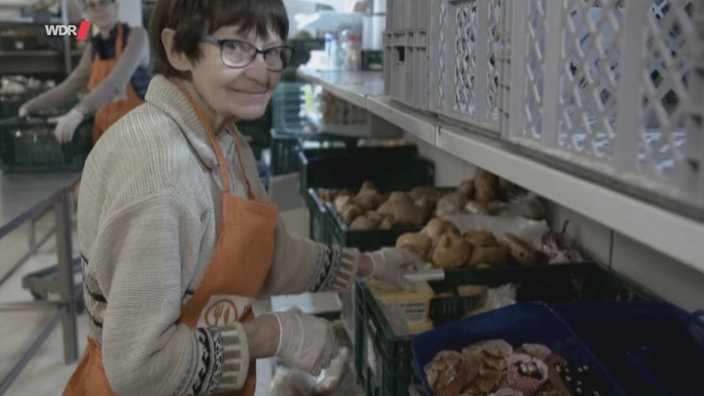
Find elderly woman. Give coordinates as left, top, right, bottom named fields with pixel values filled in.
left=62, top=1, right=420, bottom=395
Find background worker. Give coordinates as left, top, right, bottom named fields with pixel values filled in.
left=19, top=0, right=151, bottom=145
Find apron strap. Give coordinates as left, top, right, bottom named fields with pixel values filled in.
left=168, top=78, right=258, bottom=199
left=115, top=23, right=124, bottom=58
left=228, top=125, right=256, bottom=200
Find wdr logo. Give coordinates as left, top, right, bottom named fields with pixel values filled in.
left=44, top=20, right=91, bottom=40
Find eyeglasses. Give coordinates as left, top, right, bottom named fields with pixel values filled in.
left=201, top=35, right=294, bottom=72
left=83, top=0, right=114, bottom=11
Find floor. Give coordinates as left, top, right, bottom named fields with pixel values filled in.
left=0, top=205, right=311, bottom=396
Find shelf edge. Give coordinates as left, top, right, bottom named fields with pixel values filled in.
left=437, top=125, right=704, bottom=274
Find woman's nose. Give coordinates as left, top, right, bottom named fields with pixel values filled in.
left=243, top=54, right=270, bottom=84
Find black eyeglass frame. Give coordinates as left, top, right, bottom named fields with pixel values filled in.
left=201, top=35, right=295, bottom=72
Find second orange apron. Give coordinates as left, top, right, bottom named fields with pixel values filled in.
left=87, top=23, right=144, bottom=145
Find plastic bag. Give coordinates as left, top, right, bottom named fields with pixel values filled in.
left=269, top=321, right=364, bottom=396
left=424, top=213, right=550, bottom=244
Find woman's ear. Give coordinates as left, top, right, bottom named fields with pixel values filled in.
left=161, top=28, right=193, bottom=72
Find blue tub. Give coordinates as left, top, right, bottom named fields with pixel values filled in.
left=555, top=302, right=704, bottom=396
left=412, top=302, right=624, bottom=396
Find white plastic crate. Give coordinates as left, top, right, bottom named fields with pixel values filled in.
left=383, top=0, right=432, bottom=111
left=427, top=0, right=508, bottom=130
left=504, top=0, right=703, bottom=208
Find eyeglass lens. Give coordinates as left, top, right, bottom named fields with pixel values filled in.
left=220, top=40, right=293, bottom=71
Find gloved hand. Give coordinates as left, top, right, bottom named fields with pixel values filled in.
left=365, top=247, right=424, bottom=290
left=18, top=104, right=29, bottom=118
left=273, top=310, right=338, bottom=376
left=52, top=109, right=84, bottom=143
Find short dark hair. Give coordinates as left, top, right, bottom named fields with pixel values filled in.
left=149, top=0, right=289, bottom=78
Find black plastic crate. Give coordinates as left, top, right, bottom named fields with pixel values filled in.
left=305, top=187, right=329, bottom=244
left=297, top=146, right=430, bottom=199
left=325, top=185, right=455, bottom=252
left=328, top=212, right=423, bottom=252
left=428, top=262, right=659, bottom=327
left=354, top=263, right=659, bottom=396
left=0, top=116, right=91, bottom=172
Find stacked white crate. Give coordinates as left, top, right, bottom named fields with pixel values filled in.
left=429, top=0, right=509, bottom=131
left=505, top=0, right=702, bottom=209
left=383, top=0, right=702, bottom=210
left=384, top=0, right=431, bottom=111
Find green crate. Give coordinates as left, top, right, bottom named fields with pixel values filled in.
left=327, top=206, right=423, bottom=252
left=356, top=279, right=417, bottom=396
left=354, top=263, right=659, bottom=396
left=0, top=116, right=91, bottom=173
left=0, top=94, right=24, bottom=120
left=326, top=186, right=455, bottom=252
left=305, top=187, right=330, bottom=244
left=297, top=147, right=431, bottom=199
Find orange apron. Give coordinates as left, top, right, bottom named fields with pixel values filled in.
left=87, top=23, right=144, bottom=145
left=63, top=80, right=278, bottom=396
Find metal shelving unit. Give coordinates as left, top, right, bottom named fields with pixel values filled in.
left=0, top=0, right=77, bottom=75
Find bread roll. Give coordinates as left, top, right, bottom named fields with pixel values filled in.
left=432, top=234, right=472, bottom=269
left=396, top=232, right=432, bottom=261
left=467, top=245, right=509, bottom=267
left=426, top=218, right=460, bottom=242
left=464, top=231, right=498, bottom=247
left=499, top=233, right=538, bottom=265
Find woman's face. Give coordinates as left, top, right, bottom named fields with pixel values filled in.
left=83, top=0, right=118, bottom=31
left=189, top=25, right=284, bottom=126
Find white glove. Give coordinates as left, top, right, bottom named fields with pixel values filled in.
left=18, top=104, right=28, bottom=118
left=273, top=310, right=338, bottom=376
left=52, top=109, right=84, bottom=143
left=365, top=247, right=424, bottom=290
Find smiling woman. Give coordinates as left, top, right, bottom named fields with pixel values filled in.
left=61, top=1, right=423, bottom=396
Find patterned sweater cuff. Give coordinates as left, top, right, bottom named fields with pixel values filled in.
left=210, top=322, right=250, bottom=393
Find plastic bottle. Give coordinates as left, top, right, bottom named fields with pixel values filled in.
left=325, top=32, right=339, bottom=70
left=346, top=34, right=362, bottom=71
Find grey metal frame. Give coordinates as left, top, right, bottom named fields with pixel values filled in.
left=0, top=173, right=81, bottom=395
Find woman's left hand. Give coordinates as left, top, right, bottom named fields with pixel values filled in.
left=363, top=248, right=423, bottom=290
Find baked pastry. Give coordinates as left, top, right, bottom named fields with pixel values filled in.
left=499, top=233, right=538, bottom=265
left=506, top=354, right=549, bottom=396
left=426, top=218, right=460, bottom=242
left=464, top=230, right=498, bottom=247
left=395, top=232, right=432, bottom=262
left=432, top=234, right=472, bottom=269
left=516, top=343, right=552, bottom=360
left=424, top=350, right=467, bottom=396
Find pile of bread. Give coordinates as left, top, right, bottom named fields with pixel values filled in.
left=315, top=168, right=545, bottom=232
left=316, top=181, right=446, bottom=230
left=396, top=219, right=541, bottom=269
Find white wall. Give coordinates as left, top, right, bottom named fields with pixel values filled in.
left=116, top=0, right=141, bottom=27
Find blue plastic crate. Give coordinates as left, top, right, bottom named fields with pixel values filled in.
left=412, top=302, right=625, bottom=396
left=555, top=302, right=704, bottom=396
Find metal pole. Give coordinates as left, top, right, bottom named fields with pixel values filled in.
left=60, top=0, right=72, bottom=74
left=55, top=187, right=79, bottom=364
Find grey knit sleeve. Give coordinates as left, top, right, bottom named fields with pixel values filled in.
left=21, top=45, right=92, bottom=113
